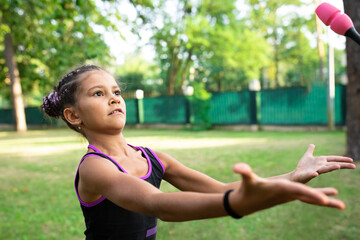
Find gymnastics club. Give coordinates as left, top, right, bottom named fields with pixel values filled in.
left=315, top=2, right=360, bottom=45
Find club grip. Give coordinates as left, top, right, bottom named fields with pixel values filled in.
left=315, top=2, right=354, bottom=36
left=315, top=2, right=341, bottom=26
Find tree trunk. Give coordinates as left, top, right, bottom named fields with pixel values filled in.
left=166, top=47, right=181, bottom=96
left=216, top=73, right=221, bottom=92
left=4, top=33, right=27, bottom=132
left=216, top=71, right=224, bottom=92
left=343, top=0, right=360, bottom=161
left=273, top=29, right=280, bottom=88
left=180, top=48, right=193, bottom=92
left=313, top=0, right=325, bottom=83
left=167, top=69, right=178, bottom=96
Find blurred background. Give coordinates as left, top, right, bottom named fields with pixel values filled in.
left=0, top=0, right=346, bottom=107
left=1, top=0, right=359, bottom=145
left=0, top=0, right=347, bottom=127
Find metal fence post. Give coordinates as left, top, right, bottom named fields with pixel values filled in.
left=136, top=90, right=144, bottom=124
left=249, top=91, right=261, bottom=126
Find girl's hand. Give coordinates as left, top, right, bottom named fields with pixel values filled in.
left=229, top=163, right=346, bottom=217
left=291, top=144, right=356, bottom=183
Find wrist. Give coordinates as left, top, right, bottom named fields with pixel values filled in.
left=288, top=169, right=309, bottom=183
left=223, top=189, right=242, bottom=219
left=288, top=170, right=297, bottom=182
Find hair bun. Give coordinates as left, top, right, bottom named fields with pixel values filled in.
left=41, top=91, right=62, bottom=118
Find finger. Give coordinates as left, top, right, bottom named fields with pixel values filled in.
left=326, top=198, right=346, bottom=210
left=290, top=184, right=329, bottom=204
left=337, top=162, right=357, bottom=169
left=326, top=156, right=354, bottom=163
left=315, top=187, right=338, bottom=196
left=283, top=183, right=340, bottom=206
left=294, top=186, right=346, bottom=210
left=318, top=163, right=356, bottom=174
left=233, top=163, right=256, bottom=182
left=305, top=144, right=315, bottom=156
left=317, top=164, right=341, bottom=174
left=299, top=196, right=346, bottom=210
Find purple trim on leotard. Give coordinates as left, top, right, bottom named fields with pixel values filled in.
left=146, top=226, right=157, bottom=237
left=88, top=144, right=100, bottom=153
left=87, top=144, right=153, bottom=179
left=87, top=144, right=129, bottom=174
left=74, top=153, right=106, bottom=207
left=137, top=146, right=152, bottom=180
left=146, top=147, right=165, bottom=174
left=75, top=144, right=154, bottom=207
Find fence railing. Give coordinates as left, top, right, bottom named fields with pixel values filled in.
left=0, top=85, right=346, bottom=127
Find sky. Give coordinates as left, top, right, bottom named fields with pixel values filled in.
left=95, top=0, right=346, bottom=66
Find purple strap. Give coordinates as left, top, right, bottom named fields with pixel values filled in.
left=74, top=153, right=106, bottom=207
left=88, top=144, right=101, bottom=153
left=146, top=226, right=157, bottom=237
left=146, top=147, right=166, bottom=174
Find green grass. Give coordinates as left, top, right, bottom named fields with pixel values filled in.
left=0, top=128, right=358, bottom=240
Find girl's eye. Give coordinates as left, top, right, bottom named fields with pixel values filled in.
left=93, top=91, right=103, bottom=96
left=114, top=90, right=121, bottom=96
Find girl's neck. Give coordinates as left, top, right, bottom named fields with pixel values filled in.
left=86, top=132, right=131, bottom=156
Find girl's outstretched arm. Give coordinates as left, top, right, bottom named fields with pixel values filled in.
left=79, top=155, right=345, bottom=222
left=155, top=144, right=356, bottom=194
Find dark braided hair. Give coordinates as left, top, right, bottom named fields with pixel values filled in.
left=42, top=65, right=103, bottom=132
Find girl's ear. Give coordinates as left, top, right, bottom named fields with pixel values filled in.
left=63, top=107, right=82, bottom=126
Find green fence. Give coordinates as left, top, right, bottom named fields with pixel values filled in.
left=260, top=85, right=346, bottom=125
left=0, top=85, right=346, bottom=127
left=142, top=96, right=187, bottom=124
left=124, top=99, right=138, bottom=124
left=210, top=91, right=254, bottom=124
left=0, top=107, right=51, bottom=125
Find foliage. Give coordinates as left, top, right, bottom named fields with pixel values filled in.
left=143, top=0, right=271, bottom=95
left=202, top=23, right=270, bottom=92
left=245, top=0, right=332, bottom=89
left=187, top=81, right=212, bottom=130
left=119, top=0, right=346, bottom=95
left=0, top=0, right=146, bottom=106
left=0, top=0, right=349, bottom=106
left=115, top=54, right=162, bottom=96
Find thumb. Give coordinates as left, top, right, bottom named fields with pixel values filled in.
left=233, top=163, right=255, bottom=182
left=305, top=144, right=315, bottom=156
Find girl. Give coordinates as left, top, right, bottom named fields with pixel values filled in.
left=42, top=65, right=355, bottom=240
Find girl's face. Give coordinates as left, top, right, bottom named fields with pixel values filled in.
left=73, top=70, right=126, bottom=135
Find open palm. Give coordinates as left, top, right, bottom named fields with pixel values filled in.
left=291, top=144, right=355, bottom=183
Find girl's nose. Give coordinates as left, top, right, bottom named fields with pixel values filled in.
left=110, top=96, right=121, bottom=104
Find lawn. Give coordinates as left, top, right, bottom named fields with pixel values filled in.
left=0, top=128, right=358, bottom=240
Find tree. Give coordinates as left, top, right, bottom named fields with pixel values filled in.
left=343, top=0, right=360, bottom=160
left=313, top=0, right=325, bottom=83
left=247, top=0, right=303, bottom=86
left=201, top=23, right=270, bottom=92
left=146, top=0, right=270, bottom=95
left=278, top=16, right=319, bottom=87
left=4, top=33, right=27, bottom=131
left=0, top=0, right=140, bottom=131
left=115, top=54, right=161, bottom=95
left=245, top=0, right=325, bottom=88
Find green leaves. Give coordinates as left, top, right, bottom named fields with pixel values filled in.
left=147, top=0, right=271, bottom=94
left=0, top=0, right=117, bottom=106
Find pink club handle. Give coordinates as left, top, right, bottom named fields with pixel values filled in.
left=315, top=2, right=340, bottom=26
left=315, top=2, right=354, bottom=36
